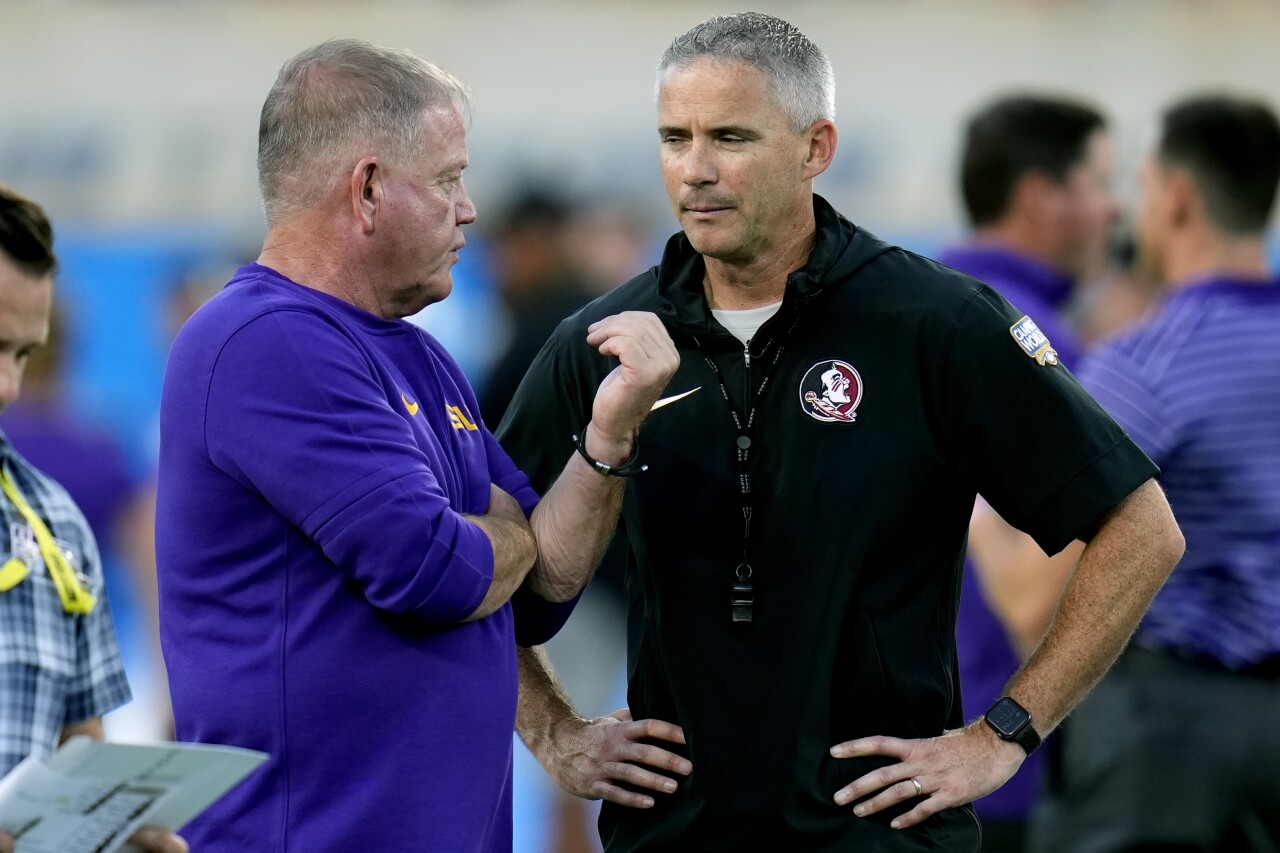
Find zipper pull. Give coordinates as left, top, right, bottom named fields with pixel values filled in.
left=744, top=339, right=752, bottom=368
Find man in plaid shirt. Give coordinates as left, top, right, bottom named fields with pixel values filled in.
left=0, top=184, right=184, bottom=853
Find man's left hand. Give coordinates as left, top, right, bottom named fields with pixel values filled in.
left=585, top=312, right=679, bottom=456
left=829, top=721, right=1025, bottom=829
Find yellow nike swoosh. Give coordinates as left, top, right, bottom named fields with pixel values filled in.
left=402, top=394, right=420, bottom=416
left=650, top=387, right=702, bottom=412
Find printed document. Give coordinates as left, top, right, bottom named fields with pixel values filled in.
left=0, top=737, right=267, bottom=852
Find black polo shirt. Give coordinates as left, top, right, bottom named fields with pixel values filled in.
left=498, top=196, right=1157, bottom=851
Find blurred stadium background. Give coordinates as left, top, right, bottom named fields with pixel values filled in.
left=2, top=1, right=1277, bottom=849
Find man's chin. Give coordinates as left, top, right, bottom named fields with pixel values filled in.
left=396, top=277, right=452, bottom=320
left=683, top=229, right=743, bottom=261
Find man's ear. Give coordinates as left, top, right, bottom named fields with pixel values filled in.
left=351, top=157, right=382, bottom=233
left=1163, top=167, right=1199, bottom=231
left=1008, top=170, right=1060, bottom=227
left=802, top=119, right=838, bottom=180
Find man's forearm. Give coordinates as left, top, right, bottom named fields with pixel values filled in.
left=1003, top=478, right=1183, bottom=734
left=517, top=644, right=691, bottom=807
left=517, top=645, right=581, bottom=759
left=519, top=311, right=678, bottom=601
left=463, top=485, right=538, bottom=621
left=526, top=424, right=629, bottom=602
left=969, top=510, right=1083, bottom=657
left=464, top=512, right=537, bottom=620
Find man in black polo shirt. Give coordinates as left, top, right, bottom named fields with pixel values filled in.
left=502, top=13, right=1184, bottom=851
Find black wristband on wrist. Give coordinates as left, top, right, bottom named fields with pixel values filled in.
left=571, top=432, right=647, bottom=477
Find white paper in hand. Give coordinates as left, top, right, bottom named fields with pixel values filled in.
left=0, top=737, right=267, bottom=853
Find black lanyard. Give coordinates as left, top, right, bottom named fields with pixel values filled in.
left=695, top=316, right=799, bottom=623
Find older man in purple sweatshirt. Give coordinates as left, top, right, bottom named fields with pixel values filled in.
left=156, top=40, right=678, bottom=851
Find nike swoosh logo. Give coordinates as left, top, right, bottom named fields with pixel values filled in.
left=650, top=387, right=702, bottom=412
left=401, top=394, right=420, bottom=416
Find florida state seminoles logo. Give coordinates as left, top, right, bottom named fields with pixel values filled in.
left=799, top=359, right=863, bottom=423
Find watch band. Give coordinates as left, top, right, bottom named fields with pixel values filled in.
left=984, top=696, right=1042, bottom=756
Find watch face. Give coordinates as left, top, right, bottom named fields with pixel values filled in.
left=986, top=697, right=1030, bottom=737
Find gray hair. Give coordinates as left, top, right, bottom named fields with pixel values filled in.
left=656, top=12, right=835, bottom=132
left=258, top=39, right=472, bottom=224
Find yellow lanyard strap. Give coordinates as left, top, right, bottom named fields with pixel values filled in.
left=0, top=465, right=95, bottom=614
left=0, top=554, right=26, bottom=591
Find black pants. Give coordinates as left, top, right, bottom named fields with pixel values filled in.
left=980, top=820, right=1027, bottom=853
left=1030, top=645, right=1280, bottom=853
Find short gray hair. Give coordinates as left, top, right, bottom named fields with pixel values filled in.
left=258, top=39, right=472, bottom=224
left=657, top=13, right=835, bottom=132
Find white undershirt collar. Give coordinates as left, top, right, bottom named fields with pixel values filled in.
left=709, top=301, right=783, bottom=345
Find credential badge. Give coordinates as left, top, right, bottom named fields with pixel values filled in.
left=1009, top=316, right=1059, bottom=366
left=8, top=522, right=38, bottom=567
left=799, top=359, right=863, bottom=423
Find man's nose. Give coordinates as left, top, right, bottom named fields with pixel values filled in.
left=682, top=139, right=717, bottom=185
left=456, top=181, right=477, bottom=226
left=0, top=361, right=22, bottom=412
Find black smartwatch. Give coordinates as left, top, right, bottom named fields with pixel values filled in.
left=983, top=696, right=1041, bottom=755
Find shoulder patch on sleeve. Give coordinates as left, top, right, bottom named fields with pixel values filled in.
left=1009, top=315, right=1059, bottom=366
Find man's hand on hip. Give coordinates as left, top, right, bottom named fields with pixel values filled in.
left=829, top=721, right=1025, bottom=829
left=540, top=708, right=691, bottom=809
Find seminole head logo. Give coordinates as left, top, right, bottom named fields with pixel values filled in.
left=799, top=359, right=863, bottom=423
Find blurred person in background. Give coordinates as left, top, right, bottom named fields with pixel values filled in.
left=1032, top=92, right=1280, bottom=853
left=155, top=39, right=677, bottom=851
left=937, top=93, right=1122, bottom=853
left=493, top=193, right=658, bottom=853
left=97, top=251, right=257, bottom=747
left=565, top=200, right=659, bottom=299
left=478, top=187, right=594, bottom=429
left=500, top=12, right=1183, bottom=850
left=0, top=305, right=149, bottom=578
left=1073, top=229, right=1161, bottom=349
left=0, top=184, right=184, bottom=853
left=473, top=186, right=606, bottom=853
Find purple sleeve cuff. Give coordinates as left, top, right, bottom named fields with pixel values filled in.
left=487, top=432, right=542, bottom=518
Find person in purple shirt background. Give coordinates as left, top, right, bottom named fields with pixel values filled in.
left=937, top=95, right=1121, bottom=853
left=1032, top=93, right=1280, bottom=852
left=0, top=302, right=170, bottom=740
left=0, top=305, right=145, bottom=550
left=156, top=40, right=678, bottom=851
